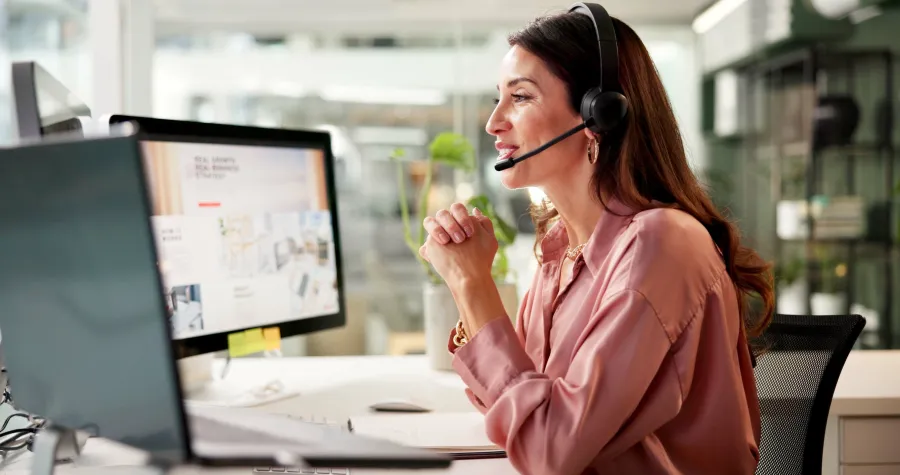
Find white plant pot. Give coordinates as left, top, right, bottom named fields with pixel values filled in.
left=422, top=280, right=521, bottom=371
left=423, top=282, right=459, bottom=371
left=776, top=279, right=808, bottom=315
left=497, top=281, right=520, bottom=323
left=810, top=292, right=846, bottom=315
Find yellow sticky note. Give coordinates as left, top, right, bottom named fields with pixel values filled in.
left=243, top=328, right=266, bottom=355
left=263, top=327, right=281, bottom=351
left=227, top=331, right=248, bottom=358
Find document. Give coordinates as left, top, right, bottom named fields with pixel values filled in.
left=350, top=411, right=505, bottom=458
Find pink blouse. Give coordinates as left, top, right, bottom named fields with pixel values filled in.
left=450, top=198, right=761, bottom=475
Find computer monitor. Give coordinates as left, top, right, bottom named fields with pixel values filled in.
left=0, top=134, right=450, bottom=471
left=11, top=61, right=92, bottom=139
left=102, top=115, right=346, bottom=362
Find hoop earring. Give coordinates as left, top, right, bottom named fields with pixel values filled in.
left=587, top=138, right=599, bottom=165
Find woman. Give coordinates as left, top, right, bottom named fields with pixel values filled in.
left=418, top=7, right=774, bottom=475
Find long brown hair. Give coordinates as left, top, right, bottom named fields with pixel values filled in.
left=508, top=13, right=774, bottom=341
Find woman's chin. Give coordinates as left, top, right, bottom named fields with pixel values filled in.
left=499, top=168, right=528, bottom=190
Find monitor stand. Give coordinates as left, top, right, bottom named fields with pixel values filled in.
left=29, top=425, right=95, bottom=475
left=177, top=353, right=299, bottom=407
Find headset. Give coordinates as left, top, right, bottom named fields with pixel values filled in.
left=570, top=2, right=629, bottom=134
left=495, top=2, right=629, bottom=171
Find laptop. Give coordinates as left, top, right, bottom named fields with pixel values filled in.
left=0, top=133, right=451, bottom=470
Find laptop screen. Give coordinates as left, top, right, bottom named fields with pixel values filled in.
left=0, top=136, right=190, bottom=463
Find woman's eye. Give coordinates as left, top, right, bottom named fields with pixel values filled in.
left=493, top=94, right=530, bottom=105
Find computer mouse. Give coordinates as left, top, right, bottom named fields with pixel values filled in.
left=369, top=400, right=431, bottom=413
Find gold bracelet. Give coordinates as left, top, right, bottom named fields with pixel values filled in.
left=453, top=320, right=468, bottom=347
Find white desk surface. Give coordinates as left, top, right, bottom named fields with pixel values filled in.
left=829, top=350, right=900, bottom=416
left=2, top=350, right=898, bottom=474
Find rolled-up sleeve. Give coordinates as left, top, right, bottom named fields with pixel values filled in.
left=452, top=289, right=682, bottom=475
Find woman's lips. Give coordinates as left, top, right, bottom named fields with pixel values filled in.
left=497, top=147, right=519, bottom=161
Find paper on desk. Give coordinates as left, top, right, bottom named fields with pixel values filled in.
left=350, top=411, right=501, bottom=453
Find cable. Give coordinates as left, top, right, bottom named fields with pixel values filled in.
left=0, top=428, right=37, bottom=444
left=0, top=367, right=9, bottom=406
left=0, top=427, right=39, bottom=453
left=0, top=365, right=47, bottom=457
left=0, top=416, right=45, bottom=452
left=0, top=413, right=31, bottom=433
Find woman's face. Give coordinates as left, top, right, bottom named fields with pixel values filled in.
left=486, top=45, right=591, bottom=190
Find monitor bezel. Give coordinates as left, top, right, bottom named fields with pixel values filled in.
left=11, top=61, right=91, bottom=139
left=108, top=115, right=347, bottom=358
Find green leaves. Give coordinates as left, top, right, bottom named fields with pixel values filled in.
left=493, top=247, right=510, bottom=283
left=467, top=194, right=517, bottom=283
left=391, top=132, right=519, bottom=284
left=467, top=194, right=517, bottom=246
left=775, top=256, right=804, bottom=286
left=429, top=132, right=475, bottom=172
left=389, top=147, right=406, bottom=161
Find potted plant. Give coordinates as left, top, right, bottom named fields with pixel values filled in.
left=391, top=132, right=519, bottom=370
left=466, top=194, right=520, bottom=324
left=774, top=256, right=807, bottom=315
left=810, top=245, right=847, bottom=315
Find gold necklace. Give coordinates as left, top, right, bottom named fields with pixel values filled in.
left=565, top=242, right=588, bottom=260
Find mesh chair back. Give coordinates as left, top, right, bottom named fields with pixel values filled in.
left=751, top=313, right=865, bottom=475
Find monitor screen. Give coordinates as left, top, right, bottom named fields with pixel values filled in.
left=104, top=115, right=346, bottom=357
left=140, top=140, right=340, bottom=341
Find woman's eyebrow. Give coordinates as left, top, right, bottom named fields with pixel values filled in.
left=496, top=76, right=539, bottom=90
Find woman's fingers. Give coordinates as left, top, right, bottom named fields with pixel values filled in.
left=473, top=207, right=494, bottom=234
left=450, top=202, right=475, bottom=238
left=423, top=203, right=475, bottom=245
left=423, top=216, right=451, bottom=244
left=435, top=208, right=466, bottom=243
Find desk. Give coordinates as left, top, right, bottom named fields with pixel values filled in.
left=822, top=351, right=900, bottom=475
left=0, top=355, right=514, bottom=475
left=1, top=352, right=898, bottom=475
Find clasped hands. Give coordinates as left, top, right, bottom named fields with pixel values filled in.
left=418, top=202, right=498, bottom=292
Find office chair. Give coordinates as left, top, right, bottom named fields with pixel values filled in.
left=751, top=313, right=865, bottom=475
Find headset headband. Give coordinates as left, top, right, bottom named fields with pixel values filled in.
left=568, top=2, right=620, bottom=94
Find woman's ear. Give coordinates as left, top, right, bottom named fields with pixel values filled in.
left=582, top=129, right=597, bottom=140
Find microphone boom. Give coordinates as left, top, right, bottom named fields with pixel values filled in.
left=494, top=122, right=587, bottom=171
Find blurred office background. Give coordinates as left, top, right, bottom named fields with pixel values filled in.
left=0, top=0, right=897, bottom=354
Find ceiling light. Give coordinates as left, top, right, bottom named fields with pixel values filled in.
left=692, top=0, right=749, bottom=35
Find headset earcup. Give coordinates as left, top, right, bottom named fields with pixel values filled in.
left=595, top=91, right=628, bottom=131
left=581, top=88, right=628, bottom=134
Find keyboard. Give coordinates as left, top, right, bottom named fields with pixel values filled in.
left=190, top=412, right=352, bottom=474
left=191, top=412, right=305, bottom=446
left=251, top=415, right=350, bottom=474
left=252, top=468, right=349, bottom=474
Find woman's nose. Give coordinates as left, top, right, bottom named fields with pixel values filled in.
left=485, top=106, right=511, bottom=136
